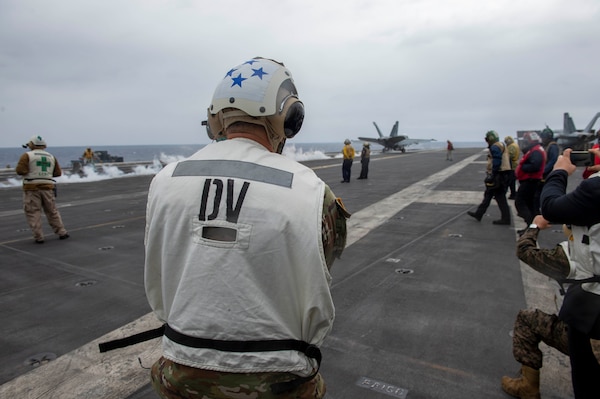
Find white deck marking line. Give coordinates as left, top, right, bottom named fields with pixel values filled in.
left=346, top=153, right=482, bottom=247
left=0, top=153, right=484, bottom=398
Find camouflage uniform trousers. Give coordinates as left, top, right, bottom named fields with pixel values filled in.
left=23, top=189, right=67, bottom=241
left=512, top=309, right=569, bottom=370
left=151, top=356, right=326, bottom=399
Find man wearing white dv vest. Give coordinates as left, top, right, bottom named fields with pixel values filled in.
left=144, top=57, right=350, bottom=399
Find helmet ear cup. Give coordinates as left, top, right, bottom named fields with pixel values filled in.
left=206, top=109, right=224, bottom=141
left=283, top=100, right=304, bottom=139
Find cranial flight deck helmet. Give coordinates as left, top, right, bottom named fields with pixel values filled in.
left=206, top=57, right=304, bottom=153
left=22, top=135, right=46, bottom=148
left=485, top=130, right=499, bottom=144
left=523, top=131, right=541, bottom=145
left=540, top=127, right=554, bottom=141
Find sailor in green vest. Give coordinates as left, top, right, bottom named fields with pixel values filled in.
left=16, top=135, right=69, bottom=243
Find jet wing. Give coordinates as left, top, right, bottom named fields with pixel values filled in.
left=357, top=136, right=407, bottom=145
left=357, top=137, right=387, bottom=145
left=396, top=138, right=435, bottom=147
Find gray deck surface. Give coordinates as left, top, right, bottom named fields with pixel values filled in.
left=0, top=147, right=576, bottom=398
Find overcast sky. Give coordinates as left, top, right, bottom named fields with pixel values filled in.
left=1, top=0, right=599, bottom=148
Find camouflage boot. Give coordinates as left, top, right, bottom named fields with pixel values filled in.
left=501, top=365, right=541, bottom=399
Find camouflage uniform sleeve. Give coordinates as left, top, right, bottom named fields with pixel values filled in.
left=322, top=184, right=351, bottom=270
left=516, top=228, right=570, bottom=281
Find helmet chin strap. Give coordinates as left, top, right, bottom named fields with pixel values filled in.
left=264, top=117, right=286, bottom=154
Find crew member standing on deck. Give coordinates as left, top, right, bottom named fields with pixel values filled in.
left=82, top=147, right=96, bottom=165
left=515, top=131, right=546, bottom=231
left=341, top=139, right=355, bottom=183
left=504, top=136, right=520, bottom=199
left=357, top=142, right=370, bottom=179
left=16, top=135, right=69, bottom=244
left=446, top=140, right=454, bottom=161
left=467, top=130, right=511, bottom=225
left=144, top=57, right=350, bottom=399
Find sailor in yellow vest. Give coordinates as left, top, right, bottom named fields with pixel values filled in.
left=504, top=136, right=520, bottom=199
left=145, top=57, right=350, bottom=398
left=82, top=147, right=95, bottom=165
left=341, top=139, right=355, bottom=182
left=16, top=135, right=69, bottom=243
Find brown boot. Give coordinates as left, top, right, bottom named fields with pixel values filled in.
left=501, top=365, right=541, bottom=399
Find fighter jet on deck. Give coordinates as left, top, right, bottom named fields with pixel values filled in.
left=357, top=121, right=435, bottom=153
left=517, top=112, right=600, bottom=151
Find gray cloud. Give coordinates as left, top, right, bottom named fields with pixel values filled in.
left=1, top=0, right=599, bottom=147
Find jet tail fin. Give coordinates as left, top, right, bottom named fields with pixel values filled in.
left=390, top=121, right=399, bottom=137
left=564, top=112, right=576, bottom=134
left=373, top=122, right=384, bottom=138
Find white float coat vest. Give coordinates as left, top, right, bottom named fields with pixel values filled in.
left=24, top=150, right=56, bottom=185
left=565, top=173, right=600, bottom=295
left=145, top=138, right=334, bottom=375
left=486, top=142, right=511, bottom=173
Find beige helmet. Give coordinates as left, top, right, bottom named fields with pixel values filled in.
left=206, top=57, right=304, bottom=153
left=23, top=135, right=46, bottom=148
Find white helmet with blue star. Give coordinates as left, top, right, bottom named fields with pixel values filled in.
left=206, top=57, right=304, bottom=153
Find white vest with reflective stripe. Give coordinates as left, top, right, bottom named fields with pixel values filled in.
left=487, top=142, right=511, bottom=173
left=145, top=138, right=333, bottom=375
left=565, top=172, right=600, bottom=295
left=24, top=150, right=56, bottom=185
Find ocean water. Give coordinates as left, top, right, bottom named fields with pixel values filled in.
left=0, top=142, right=347, bottom=169
left=0, top=140, right=481, bottom=188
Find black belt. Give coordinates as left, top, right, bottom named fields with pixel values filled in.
left=557, top=275, right=600, bottom=295
left=98, top=323, right=321, bottom=394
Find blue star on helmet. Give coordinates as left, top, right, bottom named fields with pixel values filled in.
left=243, top=59, right=258, bottom=66
left=231, top=73, right=247, bottom=87
left=224, top=68, right=238, bottom=78
left=251, top=67, right=268, bottom=79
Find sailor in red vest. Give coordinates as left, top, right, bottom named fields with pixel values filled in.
left=515, top=131, right=546, bottom=232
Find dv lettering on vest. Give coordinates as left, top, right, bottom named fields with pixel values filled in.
left=199, top=179, right=250, bottom=223
left=198, top=178, right=250, bottom=242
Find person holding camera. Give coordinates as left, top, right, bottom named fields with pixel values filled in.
left=502, top=214, right=571, bottom=398
left=540, top=147, right=600, bottom=398
left=467, top=130, right=511, bottom=225
left=582, top=130, right=600, bottom=179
